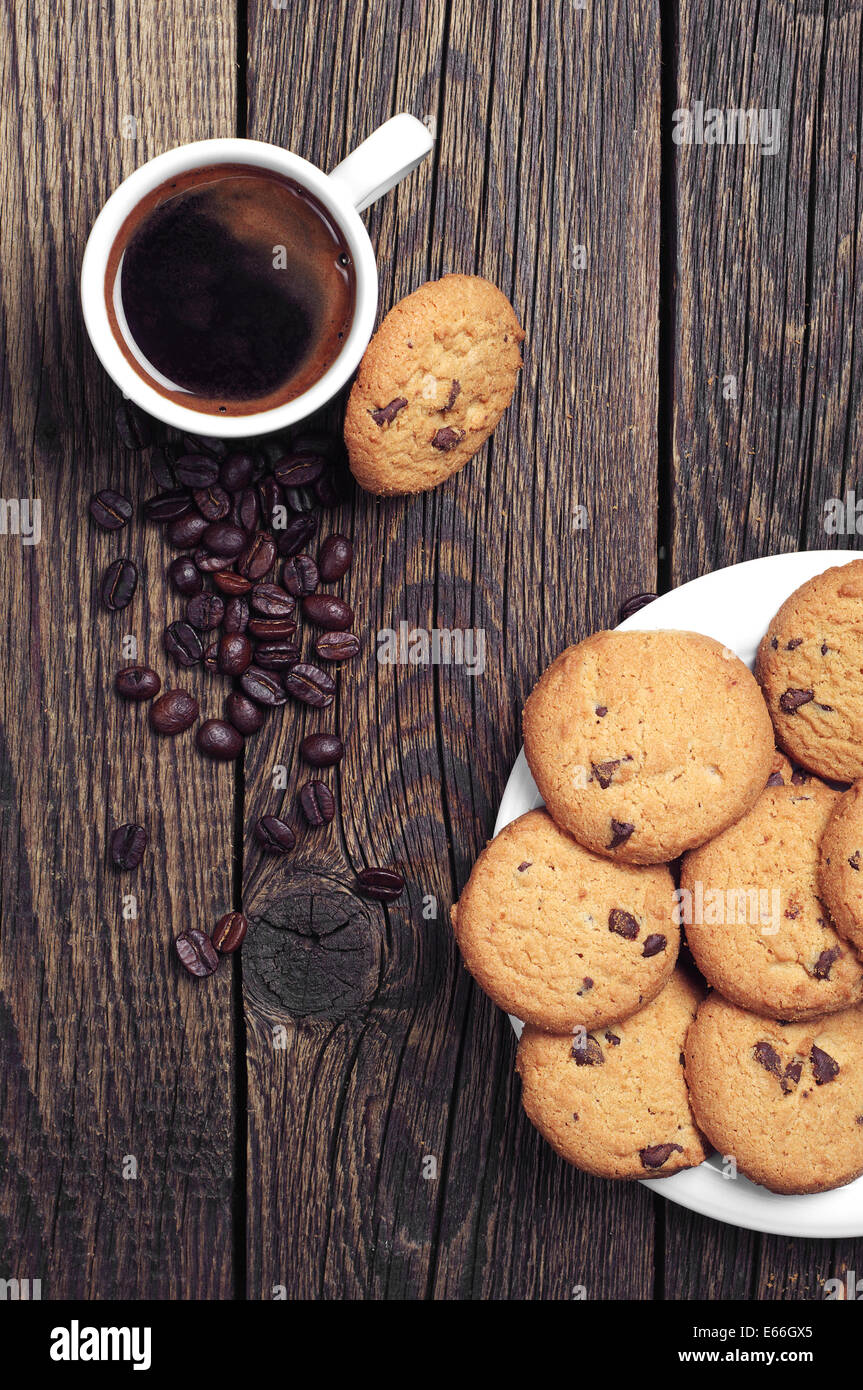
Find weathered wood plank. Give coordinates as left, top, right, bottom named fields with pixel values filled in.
left=668, top=0, right=863, bottom=1297
left=0, top=0, right=237, bottom=1299
left=244, top=0, right=661, bottom=1300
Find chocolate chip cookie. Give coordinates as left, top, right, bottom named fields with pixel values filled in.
left=343, top=274, right=524, bottom=495
left=516, top=969, right=708, bottom=1179
left=820, top=781, right=863, bottom=954
left=522, top=629, right=775, bottom=865
left=681, top=777, right=863, bottom=1020
left=685, top=992, right=863, bottom=1194
left=756, top=559, right=863, bottom=782
left=451, top=808, right=679, bottom=1032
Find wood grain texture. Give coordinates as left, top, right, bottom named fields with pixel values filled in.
left=243, top=0, right=661, bottom=1300
left=0, top=0, right=237, bottom=1298
left=667, top=0, right=863, bottom=1299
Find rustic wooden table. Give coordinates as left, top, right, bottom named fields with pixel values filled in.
left=1, top=0, right=861, bottom=1301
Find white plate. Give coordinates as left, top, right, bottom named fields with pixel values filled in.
left=495, top=550, right=863, bottom=1237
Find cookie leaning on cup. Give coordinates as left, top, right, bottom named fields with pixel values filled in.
left=451, top=808, right=679, bottom=1032
left=685, top=992, right=863, bottom=1195
left=523, top=629, right=775, bottom=864
left=343, top=274, right=524, bottom=495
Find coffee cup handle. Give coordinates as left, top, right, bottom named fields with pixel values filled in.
left=329, top=113, right=434, bottom=213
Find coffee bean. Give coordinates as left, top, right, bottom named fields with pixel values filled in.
left=257, top=476, right=283, bottom=525
left=301, top=733, right=344, bottom=767
left=281, top=554, right=319, bottom=596
left=299, top=780, right=335, bottom=826
left=224, top=596, right=250, bottom=634
left=168, top=512, right=209, bottom=547
left=241, top=665, right=288, bottom=706
left=259, top=437, right=290, bottom=467
left=203, top=639, right=220, bottom=673
left=226, top=692, right=266, bottom=734
left=212, top=911, right=248, bottom=954
left=219, top=451, right=255, bottom=491
left=194, top=547, right=236, bottom=573
left=283, top=484, right=317, bottom=513
left=314, top=469, right=345, bottom=508
left=196, top=718, right=244, bottom=760
left=276, top=512, right=317, bottom=557
left=115, top=665, right=161, bottom=701
left=251, top=582, right=296, bottom=617
left=315, top=630, right=360, bottom=662
left=168, top=556, right=204, bottom=596
left=110, top=822, right=147, bottom=870
left=318, top=534, right=353, bottom=582
left=150, top=446, right=180, bottom=489
left=619, top=592, right=658, bottom=622
left=183, top=433, right=227, bottom=460
left=90, top=488, right=132, bottom=530
left=219, top=633, right=253, bottom=676
left=186, top=592, right=225, bottom=631
left=253, top=640, right=301, bottom=669
left=291, top=430, right=341, bottom=460
left=283, top=662, right=335, bottom=707
left=149, top=688, right=199, bottom=734
left=274, top=452, right=326, bottom=487
left=101, top=558, right=138, bottom=611
left=203, top=522, right=247, bottom=557
left=247, top=615, right=297, bottom=640
left=302, top=594, right=353, bottom=630
left=355, top=867, right=404, bottom=902
left=255, top=815, right=295, bottom=853
left=115, top=399, right=153, bottom=449
left=194, top=484, right=231, bottom=522
left=164, top=620, right=203, bottom=667
left=235, top=487, right=261, bottom=532
left=176, top=455, right=219, bottom=488
left=175, top=928, right=219, bottom=978
left=237, top=531, right=277, bottom=580
left=213, top=571, right=252, bottom=596
left=145, top=489, right=194, bottom=523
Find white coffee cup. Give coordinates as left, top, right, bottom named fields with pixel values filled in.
left=80, top=114, right=434, bottom=438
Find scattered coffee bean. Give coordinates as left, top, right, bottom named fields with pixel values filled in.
left=255, top=815, right=295, bottom=853
left=226, top=692, right=266, bottom=734
left=247, top=615, right=297, bottom=641
left=219, top=633, right=253, bottom=676
left=315, top=630, right=360, bottom=662
left=183, top=433, right=227, bottom=460
left=144, top=489, right=194, bottom=523
left=196, top=718, right=244, bottom=760
left=237, top=531, right=276, bottom=580
left=302, top=594, right=353, bottom=630
left=101, top=558, right=138, bottom=611
left=214, top=570, right=252, bottom=596
left=299, top=780, right=335, bottom=826
left=224, top=596, right=250, bottom=634
left=254, top=640, right=301, bottom=669
left=314, top=469, right=344, bottom=508
left=274, top=452, right=326, bottom=487
left=276, top=512, right=317, bottom=557
left=186, top=592, right=225, bottom=631
left=176, top=455, right=219, bottom=488
left=283, top=662, right=335, bottom=707
left=203, top=640, right=220, bottom=673
left=281, top=554, right=319, bottom=596
left=150, top=446, right=180, bottom=489
left=241, top=665, right=288, bottom=706
left=115, top=665, right=161, bottom=701
left=203, top=521, right=247, bottom=557
left=168, top=556, right=203, bottom=596
left=283, top=484, right=317, bottom=513
left=168, top=512, right=209, bottom=547
left=164, top=620, right=203, bottom=667
left=110, top=822, right=147, bottom=870
left=175, top=928, right=219, bottom=978
left=251, top=582, right=296, bottom=617
left=194, top=546, right=235, bottom=573
left=115, top=400, right=153, bottom=449
left=90, top=488, right=132, bottom=530
left=149, top=689, right=199, bottom=734
left=301, top=733, right=344, bottom=767
left=236, top=486, right=261, bottom=532
left=355, top=867, right=404, bottom=902
left=194, top=484, right=231, bottom=522
left=318, top=534, right=353, bottom=582
left=212, top=911, right=248, bottom=954
left=219, top=451, right=255, bottom=491
left=619, top=592, right=658, bottom=621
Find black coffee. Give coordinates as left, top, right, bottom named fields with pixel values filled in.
left=109, top=165, right=355, bottom=415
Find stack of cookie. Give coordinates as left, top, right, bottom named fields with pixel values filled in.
left=453, top=562, right=863, bottom=1195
